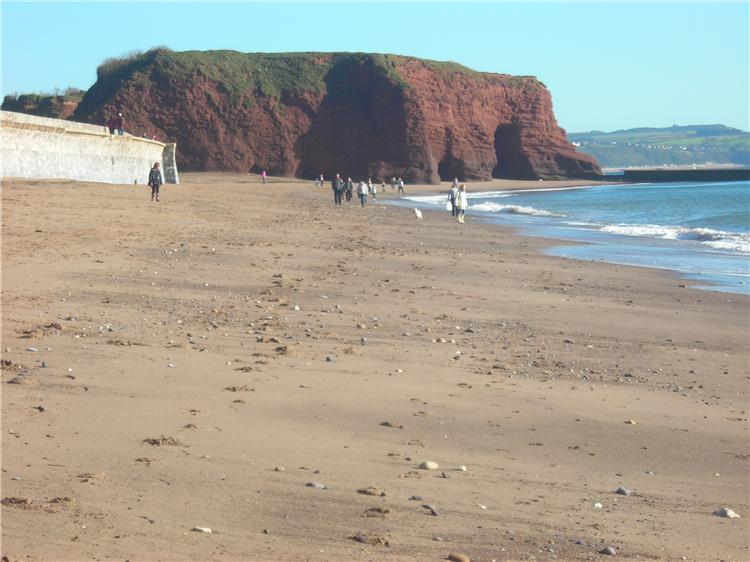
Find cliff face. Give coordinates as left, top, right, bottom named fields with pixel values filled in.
left=70, top=49, right=599, bottom=182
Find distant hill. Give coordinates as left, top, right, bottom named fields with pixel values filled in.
left=568, top=125, right=749, bottom=168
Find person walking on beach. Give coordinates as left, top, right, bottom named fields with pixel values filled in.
left=456, top=184, right=468, bottom=223
left=371, top=180, right=378, bottom=201
left=391, top=176, right=397, bottom=191
left=452, top=177, right=460, bottom=189
left=332, top=173, right=344, bottom=206
left=397, top=177, right=405, bottom=194
left=107, top=115, right=116, bottom=135
left=261, top=170, right=267, bottom=184
left=448, top=183, right=459, bottom=216
left=148, top=162, right=163, bottom=203
left=357, top=180, right=368, bottom=207
left=345, top=177, right=354, bottom=202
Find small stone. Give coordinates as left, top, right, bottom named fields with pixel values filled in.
left=26, top=347, right=38, bottom=352
left=624, top=420, right=637, bottom=425
left=715, top=507, right=741, bottom=518
left=167, top=363, right=176, bottom=368
left=7, top=375, right=39, bottom=386
left=357, top=486, right=385, bottom=496
left=191, top=527, right=212, bottom=534
left=422, top=504, right=439, bottom=516
left=593, top=502, right=603, bottom=509
left=448, top=554, right=470, bottom=562
left=350, top=533, right=390, bottom=547
left=419, top=461, right=439, bottom=470
left=305, top=481, right=326, bottom=489
left=433, top=536, right=445, bottom=542
left=409, top=495, right=423, bottom=501
left=456, top=465, right=467, bottom=472
left=325, top=356, right=333, bottom=362
left=273, top=466, right=285, bottom=472
left=600, top=546, right=616, bottom=555
left=614, top=487, right=632, bottom=496
left=262, top=528, right=271, bottom=534
left=41, top=361, right=49, bottom=368
left=360, top=337, right=367, bottom=344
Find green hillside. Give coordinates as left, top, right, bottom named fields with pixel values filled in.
left=568, top=125, right=749, bottom=168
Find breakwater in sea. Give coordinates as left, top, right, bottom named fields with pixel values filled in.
left=620, top=168, right=749, bottom=183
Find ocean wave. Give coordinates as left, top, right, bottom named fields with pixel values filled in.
left=601, top=224, right=750, bottom=254
left=469, top=202, right=563, bottom=217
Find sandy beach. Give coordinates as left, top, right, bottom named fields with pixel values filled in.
left=1, top=173, right=748, bottom=561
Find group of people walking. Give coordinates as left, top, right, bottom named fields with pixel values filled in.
left=329, top=174, right=405, bottom=207
left=448, top=178, right=469, bottom=222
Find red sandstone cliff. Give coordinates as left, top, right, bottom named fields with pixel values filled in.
left=70, top=50, right=599, bottom=182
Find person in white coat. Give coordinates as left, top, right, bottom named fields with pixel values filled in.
left=456, top=184, right=468, bottom=223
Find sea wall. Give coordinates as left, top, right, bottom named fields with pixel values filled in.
left=621, top=168, right=750, bottom=183
left=0, top=110, right=179, bottom=185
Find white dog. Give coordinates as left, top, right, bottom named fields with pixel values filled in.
left=413, top=208, right=423, bottom=222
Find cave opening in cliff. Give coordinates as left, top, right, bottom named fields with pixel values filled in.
left=437, top=153, right=466, bottom=182
left=493, top=124, right=535, bottom=179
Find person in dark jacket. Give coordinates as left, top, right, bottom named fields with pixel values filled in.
left=345, top=177, right=354, bottom=202
left=331, top=173, right=344, bottom=206
left=148, top=162, right=163, bottom=202
left=113, top=113, right=124, bottom=135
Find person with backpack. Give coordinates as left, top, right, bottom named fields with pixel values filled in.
left=148, top=162, right=163, bottom=203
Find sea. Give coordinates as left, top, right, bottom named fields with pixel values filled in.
left=399, top=180, right=750, bottom=294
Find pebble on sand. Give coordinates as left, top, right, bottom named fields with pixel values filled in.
left=447, top=554, right=471, bottom=562
left=715, top=507, right=741, bottom=518
left=305, top=481, right=327, bottom=489
left=614, top=486, right=632, bottom=496
left=191, top=527, right=212, bottom=533
left=419, top=461, right=440, bottom=470
left=422, top=504, right=439, bottom=516
left=600, top=546, right=616, bottom=555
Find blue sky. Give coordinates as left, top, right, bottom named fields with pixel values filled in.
left=2, top=1, right=748, bottom=132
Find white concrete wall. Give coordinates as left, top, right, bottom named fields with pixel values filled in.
left=0, top=110, right=179, bottom=185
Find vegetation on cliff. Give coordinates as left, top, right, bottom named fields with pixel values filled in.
left=2, top=87, right=85, bottom=119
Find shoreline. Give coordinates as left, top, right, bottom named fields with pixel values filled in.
left=383, top=180, right=749, bottom=295
left=2, top=173, right=748, bottom=561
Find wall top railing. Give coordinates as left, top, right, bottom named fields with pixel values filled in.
left=0, top=110, right=169, bottom=148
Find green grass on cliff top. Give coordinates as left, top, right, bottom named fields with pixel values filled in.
left=96, top=48, right=541, bottom=101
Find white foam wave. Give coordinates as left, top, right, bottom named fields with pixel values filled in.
left=601, top=224, right=750, bottom=254
left=469, top=203, right=563, bottom=217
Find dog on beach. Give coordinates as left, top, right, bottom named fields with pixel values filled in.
left=413, top=208, right=423, bottom=222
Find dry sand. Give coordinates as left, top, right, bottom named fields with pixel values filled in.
left=1, top=173, right=748, bottom=561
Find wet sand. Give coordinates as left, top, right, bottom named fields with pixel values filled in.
left=2, top=173, right=748, bottom=561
